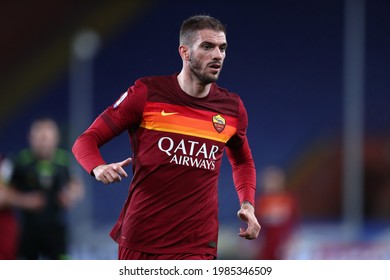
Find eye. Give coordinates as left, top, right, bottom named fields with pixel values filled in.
left=220, top=44, right=227, bottom=52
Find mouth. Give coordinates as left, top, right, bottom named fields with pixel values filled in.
left=208, top=62, right=222, bottom=75
left=208, top=63, right=222, bottom=69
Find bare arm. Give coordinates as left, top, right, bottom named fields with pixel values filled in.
left=0, top=184, right=45, bottom=210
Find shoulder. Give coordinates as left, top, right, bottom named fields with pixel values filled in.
left=213, top=83, right=242, bottom=102
left=12, top=149, right=34, bottom=166
left=137, top=74, right=173, bottom=84
left=53, top=149, right=71, bottom=167
left=211, top=83, right=244, bottom=116
left=134, top=74, right=179, bottom=103
left=136, top=75, right=176, bottom=92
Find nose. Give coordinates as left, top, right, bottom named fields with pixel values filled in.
left=212, top=47, right=224, bottom=60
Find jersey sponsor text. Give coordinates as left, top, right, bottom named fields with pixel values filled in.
left=158, top=137, right=218, bottom=170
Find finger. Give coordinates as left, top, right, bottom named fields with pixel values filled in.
left=114, top=158, right=132, bottom=178
left=239, top=229, right=256, bottom=240
left=97, top=170, right=121, bottom=184
left=96, top=175, right=108, bottom=184
left=99, top=174, right=110, bottom=184
left=113, top=165, right=128, bottom=178
left=238, top=228, right=251, bottom=239
left=238, top=220, right=260, bottom=240
left=238, top=227, right=248, bottom=236
left=118, top=157, right=132, bottom=167
left=106, top=168, right=123, bottom=182
left=98, top=169, right=118, bottom=183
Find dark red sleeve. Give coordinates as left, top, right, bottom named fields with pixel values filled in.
left=72, top=80, right=147, bottom=174
left=225, top=97, right=256, bottom=205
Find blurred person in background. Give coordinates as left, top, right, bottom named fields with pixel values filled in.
left=0, top=155, right=20, bottom=260
left=0, top=154, right=45, bottom=259
left=6, top=118, right=84, bottom=259
left=72, top=14, right=260, bottom=260
left=255, top=166, right=300, bottom=260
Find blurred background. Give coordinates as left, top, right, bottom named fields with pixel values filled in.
left=1, top=0, right=390, bottom=259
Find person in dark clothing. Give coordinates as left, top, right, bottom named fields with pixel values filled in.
left=8, top=118, right=83, bottom=259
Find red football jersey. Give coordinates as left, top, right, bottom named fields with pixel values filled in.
left=73, top=74, right=256, bottom=256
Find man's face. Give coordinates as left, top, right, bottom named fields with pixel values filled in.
left=188, top=29, right=227, bottom=84
left=29, top=121, right=59, bottom=159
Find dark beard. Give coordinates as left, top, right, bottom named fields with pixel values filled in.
left=189, top=56, right=219, bottom=85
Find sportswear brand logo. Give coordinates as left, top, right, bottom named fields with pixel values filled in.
left=161, top=110, right=179, bottom=116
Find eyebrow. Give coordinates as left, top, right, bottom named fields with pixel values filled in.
left=200, top=41, right=228, bottom=48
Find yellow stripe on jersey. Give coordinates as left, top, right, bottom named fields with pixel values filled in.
left=140, top=111, right=237, bottom=143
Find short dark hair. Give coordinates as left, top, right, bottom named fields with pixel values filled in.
left=179, top=15, right=226, bottom=46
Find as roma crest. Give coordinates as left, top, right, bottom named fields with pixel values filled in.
left=212, top=114, right=226, bottom=133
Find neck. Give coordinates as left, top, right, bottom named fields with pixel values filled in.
left=33, top=148, right=55, bottom=160
left=177, top=71, right=211, bottom=98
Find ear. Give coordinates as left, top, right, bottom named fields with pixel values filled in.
left=178, top=45, right=190, bottom=60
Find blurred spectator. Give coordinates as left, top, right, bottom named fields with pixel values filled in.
left=6, top=118, right=84, bottom=259
left=0, top=155, right=19, bottom=260
left=0, top=155, right=45, bottom=259
left=255, top=166, right=300, bottom=260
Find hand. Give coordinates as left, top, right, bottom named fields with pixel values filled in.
left=0, top=187, right=45, bottom=211
left=237, top=202, right=261, bottom=240
left=92, top=157, right=132, bottom=184
left=0, top=187, right=7, bottom=208
left=20, top=191, right=46, bottom=211
left=58, top=177, right=85, bottom=208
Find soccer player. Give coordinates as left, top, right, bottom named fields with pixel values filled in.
left=8, top=118, right=84, bottom=259
left=255, top=166, right=300, bottom=259
left=72, top=14, right=260, bottom=260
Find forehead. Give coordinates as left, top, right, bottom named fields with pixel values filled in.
left=193, top=29, right=227, bottom=45
left=31, top=121, right=57, bottom=134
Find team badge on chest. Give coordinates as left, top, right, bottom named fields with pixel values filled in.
left=212, top=114, right=226, bottom=133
